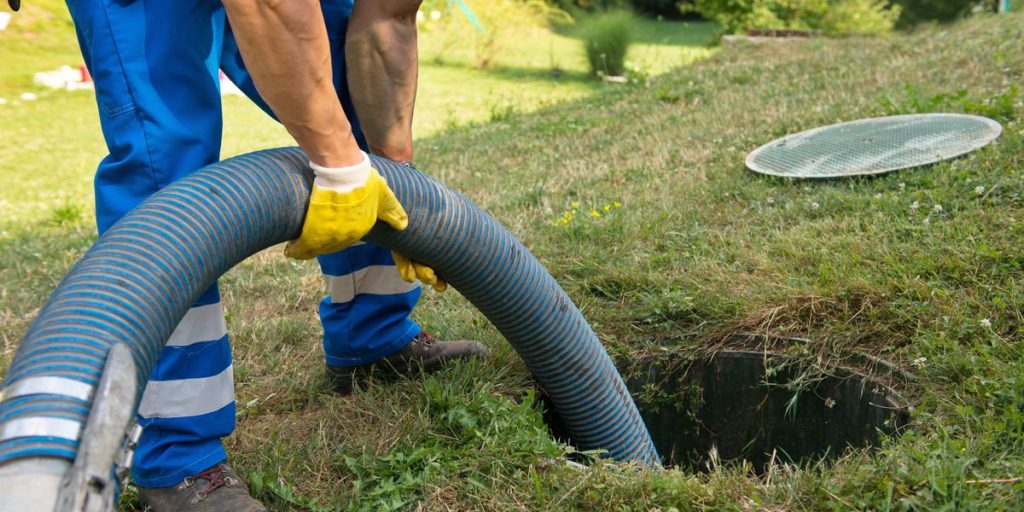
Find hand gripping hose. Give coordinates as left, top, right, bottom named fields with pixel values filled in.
left=0, top=148, right=658, bottom=509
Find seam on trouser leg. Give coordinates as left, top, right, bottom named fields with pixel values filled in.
left=98, top=1, right=161, bottom=192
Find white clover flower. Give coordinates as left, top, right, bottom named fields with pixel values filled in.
left=898, top=182, right=906, bottom=191
left=824, top=398, right=836, bottom=408
left=874, top=193, right=883, bottom=200
left=430, top=10, right=442, bottom=20
left=975, top=186, right=985, bottom=195
left=911, top=201, right=920, bottom=212
left=923, top=217, right=930, bottom=226
left=932, top=204, right=943, bottom=213
left=979, top=318, right=992, bottom=328
left=912, top=356, right=927, bottom=368
left=20, top=92, right=37, bottom=101
left=766, top=197, right=774, bottom=204
left=811, top=202, right=820, bottom=210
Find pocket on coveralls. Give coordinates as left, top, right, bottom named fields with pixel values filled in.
left=66, top=0, right=137, bottom=118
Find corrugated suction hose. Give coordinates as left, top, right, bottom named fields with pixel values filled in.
left=0, top=148, right=659, bottom=473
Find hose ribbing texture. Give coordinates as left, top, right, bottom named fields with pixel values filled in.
left=0, top=147, right=658, bottom=467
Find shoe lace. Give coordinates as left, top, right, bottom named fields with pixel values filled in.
left=415, top=331, right=435, bottom=347
left=185, top=464, right=234, bottom=501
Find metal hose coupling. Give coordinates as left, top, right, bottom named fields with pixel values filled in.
left=54, top=343, right=142, bottom=511
left=0, top=344, right=140, bottom=512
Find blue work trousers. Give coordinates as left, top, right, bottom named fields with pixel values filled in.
left=65, top=0, right=422, bottom=488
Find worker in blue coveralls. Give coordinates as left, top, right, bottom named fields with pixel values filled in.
left=60, top=0, right=488, bottom=510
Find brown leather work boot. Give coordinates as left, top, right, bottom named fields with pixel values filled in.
left=139, top=463, right=265, bottom=512
left=327, top=331, right=489, bottom=394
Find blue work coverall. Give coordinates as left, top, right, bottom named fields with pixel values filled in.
left=65, top=0, right=422, bottom=488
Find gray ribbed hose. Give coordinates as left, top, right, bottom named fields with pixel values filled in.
left=0, top=148, right=658, bottom=497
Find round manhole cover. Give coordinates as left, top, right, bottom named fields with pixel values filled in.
left=746, top=113, right=1002, bottom=178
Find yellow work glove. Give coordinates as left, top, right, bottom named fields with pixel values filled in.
left=393, top=252, right=447, bottom=292
left=285, top=152, right=408, bottom=260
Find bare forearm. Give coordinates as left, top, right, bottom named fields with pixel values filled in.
left=222, top=0, right=362, bottom=167
left=346, top=1, right=421, bottom=163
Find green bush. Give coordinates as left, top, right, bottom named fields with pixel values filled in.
left=632, top=0, right=690, bottom=16
left=889, top=0, right=989, bottom=27
left=550, top=0, right=692, bottom=18
left=687, top=0, right=901, bottom=35
left=579, top=10, right=634, bottom=77
left=821, top=0, right=902, bottom=35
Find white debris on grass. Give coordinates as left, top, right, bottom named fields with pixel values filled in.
left=32, top=65, right=244, bottom=97
left=219, top=73, right=245, bottom=97
left=34, top=65, right=93, bottom=91
left=20, top=92, right=37, bottom=101
left=0, top=97, right=7, bottom=105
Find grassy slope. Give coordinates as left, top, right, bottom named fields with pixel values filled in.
left=2, top=4, right=1024, bottom=511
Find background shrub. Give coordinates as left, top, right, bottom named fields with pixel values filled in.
left=579, top=10, right=634, bottom=77
left=687, top=0, right=902, bottom=35
left=632, top=0, right=691, bottom=16
left=551, top=0, right=695, bottom=18
left=820, top=0, right=902, bottom=35
left=889, top=0, right=992, bottom=27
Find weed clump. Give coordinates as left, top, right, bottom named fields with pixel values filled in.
left=579, top=10, right=634, bottom=78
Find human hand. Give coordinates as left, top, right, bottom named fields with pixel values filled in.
left=285, top=153, right=408, bottom=260
left=392, top=252, right=447, bottom=292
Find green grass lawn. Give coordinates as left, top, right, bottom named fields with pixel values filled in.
left=0, top=1, right=714, bottom=227
left=3, top=2, right=1024, bottom=511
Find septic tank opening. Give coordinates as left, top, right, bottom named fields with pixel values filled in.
left=541, top=349, right=910, bottom=472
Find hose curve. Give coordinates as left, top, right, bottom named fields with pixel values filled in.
left=0, top=148, right=659, bottom=474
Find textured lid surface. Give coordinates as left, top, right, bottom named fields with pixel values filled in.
left=746, top=114, right=1002, bottom=178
